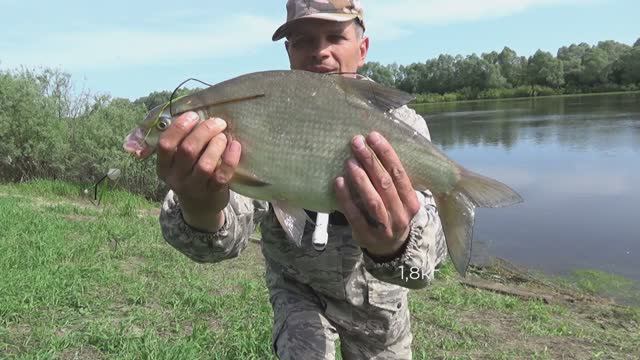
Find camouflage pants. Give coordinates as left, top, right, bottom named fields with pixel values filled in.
left=268, top=270, right=412, bottom=360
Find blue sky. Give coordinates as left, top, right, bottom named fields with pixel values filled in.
left=1, top=0, right=637, bottom=100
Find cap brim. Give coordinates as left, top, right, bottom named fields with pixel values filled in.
left=272, top=13, right=359, bottom=41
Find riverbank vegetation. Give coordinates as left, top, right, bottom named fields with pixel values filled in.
left=359, top=38, right=640, bottom=103
left=1, top=37, right=639, bottom=191
left=0, top=180, right=638, bottom=358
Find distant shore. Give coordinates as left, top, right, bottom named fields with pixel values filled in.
left=410, top=89, right=640, bottom=107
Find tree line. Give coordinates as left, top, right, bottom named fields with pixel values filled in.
left=1, top=38, right=638, bottom=194
left=359, top=38, right=640, bottom=102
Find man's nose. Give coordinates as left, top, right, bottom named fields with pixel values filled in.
left=310, top=39, right=331, bottom=60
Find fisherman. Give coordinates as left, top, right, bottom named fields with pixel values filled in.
left=157, top=1, right=448, bottom=358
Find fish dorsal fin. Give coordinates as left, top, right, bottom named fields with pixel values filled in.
left=335, top=76, right=415, bottom=112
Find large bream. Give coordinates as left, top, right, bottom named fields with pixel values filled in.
left=124, top=70, right=523, bottom=276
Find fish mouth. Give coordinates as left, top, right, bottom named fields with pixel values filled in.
left=123, top=127, right=154, bottom=160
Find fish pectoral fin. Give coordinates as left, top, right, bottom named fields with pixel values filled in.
left=435, top=192, right=475, bottom=277
left=273, top=202, right=308, bottom=247
left=337, top=76, right=415, bottom=112
left=232, top=169, right=270, bottom=187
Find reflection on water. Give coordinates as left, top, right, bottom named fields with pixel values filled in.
left=417, top=93, right=640, bottom=282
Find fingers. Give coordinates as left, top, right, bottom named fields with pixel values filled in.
left=156, top=112, right=231, bottom=193
left=334, top=176, right=370, bottom=231
left=351, top=135, right=405, bottom=220
left=342, top=158, right=392, bottom=233
left=365, top=132, right=420, bottom=215
left=211, top=138, right=242, bottom=189
left=157, top=111, right=200, bottom=180
left=172, top=117, right=228, bottom=178
left=191, top=132, right=228, bottom=190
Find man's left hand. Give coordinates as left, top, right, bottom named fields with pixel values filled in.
left=334, top=132, right=421, bottom=259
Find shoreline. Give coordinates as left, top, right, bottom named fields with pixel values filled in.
left=410, top=89, right=640, bottom=107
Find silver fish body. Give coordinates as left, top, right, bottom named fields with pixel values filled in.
left=124, top=70, right=523, bottom=276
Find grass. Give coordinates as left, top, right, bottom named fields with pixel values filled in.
left=1, top=180, right=639, bottom=359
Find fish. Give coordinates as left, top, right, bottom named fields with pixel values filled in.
left=123, top=70, right=523, bottom=276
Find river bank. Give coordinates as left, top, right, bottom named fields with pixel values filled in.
left=1, top=180, right=638, bottom=358
left=410, top=89, right=640, bottom=108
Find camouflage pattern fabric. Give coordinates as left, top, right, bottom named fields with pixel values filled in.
left=159, top=105, right=448, bottom=359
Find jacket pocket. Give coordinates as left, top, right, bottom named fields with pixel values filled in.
left=364, top=269, right=408, bottom=313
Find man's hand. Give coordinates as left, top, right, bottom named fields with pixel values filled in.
left=334, top=132, right=421, bottom=259
left=156, top=111, right=242, bottom=232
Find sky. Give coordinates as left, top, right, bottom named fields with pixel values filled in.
left=1, top=0, right=638, bottom=100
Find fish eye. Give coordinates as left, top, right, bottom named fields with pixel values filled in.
left=156, top=116, right=171, bottom=131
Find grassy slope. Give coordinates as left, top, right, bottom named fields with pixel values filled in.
left=1, top=181, right=638, bottom=359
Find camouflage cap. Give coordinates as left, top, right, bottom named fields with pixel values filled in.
left=272, top=0, right=365, bottom=41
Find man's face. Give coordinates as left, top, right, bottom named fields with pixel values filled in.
left=285, top=19, right=369, bottom=74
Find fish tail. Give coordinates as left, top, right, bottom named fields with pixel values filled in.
left=435, top=169, right=523, bottom=276
left=457, top=168, right=523, bottom=208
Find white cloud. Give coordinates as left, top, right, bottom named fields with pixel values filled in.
left=364, top=0, right=591, bottom=40
left=0, top=14, right=281, bottom=70
left=1, top=0, right=595, bottom=69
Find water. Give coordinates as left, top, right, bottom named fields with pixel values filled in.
left=416, top=93, right=640, bottom=282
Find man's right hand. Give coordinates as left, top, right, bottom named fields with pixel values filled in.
left=156, top=111, right=242, bottom=232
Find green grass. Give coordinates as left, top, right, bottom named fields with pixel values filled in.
left=0, top=180, right=273, bottom=359
left=568, top=269, right=640, bottom=306
left=1, top=180, right=639, bottom=359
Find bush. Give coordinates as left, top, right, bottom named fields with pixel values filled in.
left=0, top=67, right=164, bottom=200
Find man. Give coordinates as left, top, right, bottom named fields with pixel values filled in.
left=157, top=1, right=447, bottom=359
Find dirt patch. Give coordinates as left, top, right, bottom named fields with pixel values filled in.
left=446, top=259, right=640, bottom=358
left=6, top=322, right=31, bottom=337
left=120, top=256, right=146, bottom=276
left=138, top=208, right=160, bottom=218
left=155, top=316, right=222, bottom=339
left=455, top=309, right=600, bottom=358
left=62, top=214, right=96, bottom=222
left=59, top=345, right=104, bottom=360
left=465, top=259, right=614, bottom=306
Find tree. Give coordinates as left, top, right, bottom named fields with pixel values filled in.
left=396, top=63, right=424, bottom=94
left=498, top=47, right=527, bottom=87
left=418, top=55, right=457, bottom=93
left=527, top=50, right=565, bottom=88
left=557, top=43, right=590, bottom=86
left=455, top=54, right=507, bottom=90
left=611, top=47, right=640, bottom=84
left=133, top=91, right=173, bottom=111
left=359, top=62, right=396, bottom=87
left=596, top=40, right=631, bottom=61
left=133, top=87, right=196, bottom=111
left=481, top=51, right=500, bottom=65
left=579, top=47, right=611, bottom=86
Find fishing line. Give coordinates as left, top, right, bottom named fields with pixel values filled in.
left=169, top=78, right=214, bottom=117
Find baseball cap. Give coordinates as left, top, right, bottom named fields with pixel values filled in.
left=272, top=0, right=365, bottom=41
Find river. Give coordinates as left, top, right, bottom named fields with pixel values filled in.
left=416, top=92, right=640, bottom=283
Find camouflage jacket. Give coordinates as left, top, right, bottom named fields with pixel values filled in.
left=159, top=105, right=448, bottom=303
